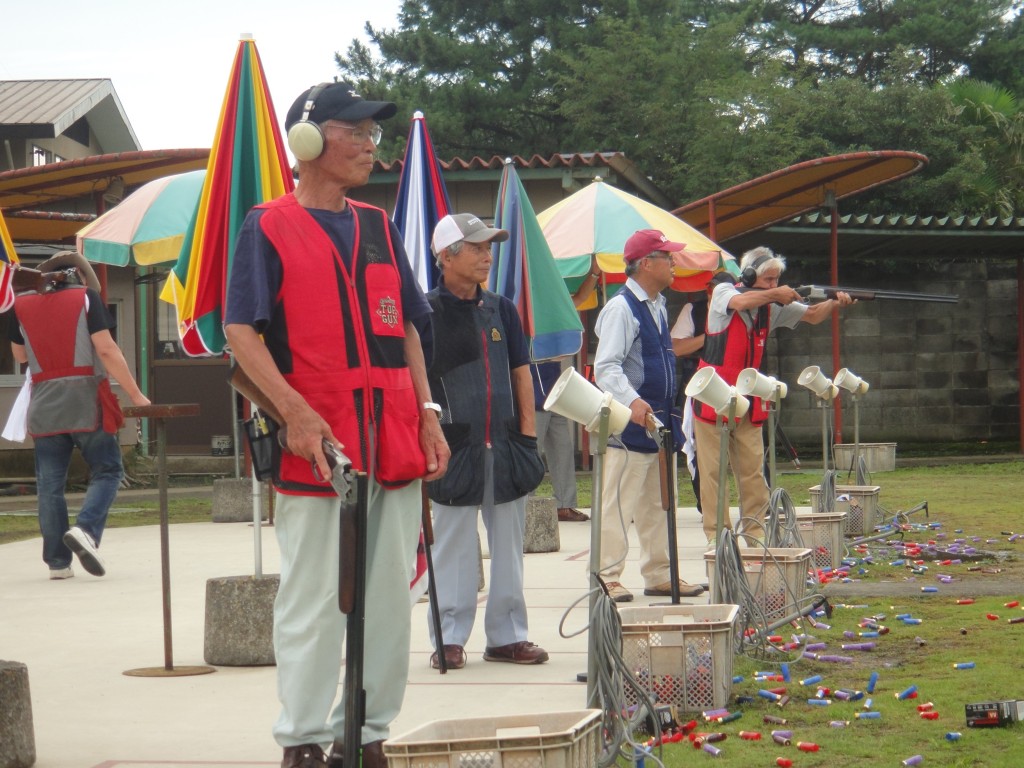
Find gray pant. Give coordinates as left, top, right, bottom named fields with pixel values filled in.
left=534, top=409, right=577, bottom=508
left=428, top=449, right=529, bottom=649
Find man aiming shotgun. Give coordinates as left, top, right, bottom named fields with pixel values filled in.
left=223, top=81, right=449, bottom=768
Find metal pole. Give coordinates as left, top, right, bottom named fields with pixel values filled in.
left=586, top=406, right=610, bottom=709
left=156, top=417, right=173, bottom=671
left=252, top=471, right=263, bottom=577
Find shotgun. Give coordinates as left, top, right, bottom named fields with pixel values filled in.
left=795, top=285, right=959, bottom=303
left=228, top=363, right=365, bottom=767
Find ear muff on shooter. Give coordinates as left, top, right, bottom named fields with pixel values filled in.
left=286, top=82, right=330, bottom=162
left=740, top=251, right=774, bottom=288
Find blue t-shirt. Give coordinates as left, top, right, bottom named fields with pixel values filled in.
left=224, top=203, right=430, bottom=334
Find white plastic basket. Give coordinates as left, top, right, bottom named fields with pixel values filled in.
left=618, top=604, right=739, bottom=713
left=383, top=709, right=602, bottom=768
left=704, top=547, right=812, bottom=624
left=810, top=485, right=881, bottom=536
left=795, top=510, right=847, bottom=570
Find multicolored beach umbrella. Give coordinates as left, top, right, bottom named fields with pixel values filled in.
left=392, top=111, right=451, bottom=293
left=76, top=170, right=205, bottom=266
left=0, top=208, right=20, bottom=312
left=536, top=179, right=737, bottom=305
left=160, top=35, right=294, bottom=356
left=489, top=160, right=582, bottom=362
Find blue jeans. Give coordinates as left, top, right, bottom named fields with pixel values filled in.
left=35, top=428, right=124, bottom=569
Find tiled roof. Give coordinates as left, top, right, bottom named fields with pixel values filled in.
left=374, top=151, right=629, bottom=174
left=787, top=212, right=1024, bottom=231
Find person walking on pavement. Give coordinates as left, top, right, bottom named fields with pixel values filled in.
left=8, top=251, right=150, bottom=580
left=421, top=213, right=549, bottom=670
left=593, top=230, right=705, bottom=603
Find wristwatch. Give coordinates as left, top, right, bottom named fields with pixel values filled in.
left=422, top=402, right=442, bottom=414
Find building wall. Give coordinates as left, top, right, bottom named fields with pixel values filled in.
left=717, top=258, right=1021, bottom=446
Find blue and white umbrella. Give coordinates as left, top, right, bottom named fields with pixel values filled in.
left=392, top=111, right=451, bottom=293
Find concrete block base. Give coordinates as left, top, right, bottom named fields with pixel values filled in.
left=203, top=575, right=279, bottom=666
left=211, top=478, right=269, bottom=523
left=524, top=496, right=560, bottom=553
left=0, top=660, right=35, bottom=768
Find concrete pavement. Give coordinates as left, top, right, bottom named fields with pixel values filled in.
left=0, top=488, right=731, bottom=768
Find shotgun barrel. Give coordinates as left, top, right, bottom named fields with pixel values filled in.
left=796, top=285, right=959, bottom=303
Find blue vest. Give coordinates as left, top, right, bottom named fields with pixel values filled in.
left=617, top=289, right=681, bottom=453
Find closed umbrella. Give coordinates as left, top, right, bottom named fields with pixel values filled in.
left=536, top=179, right=737, bottom=305
left=160, top=35, right=293, bottom=356
left=490, top=160, right=582, bottom=361
left=392, top=111, right=451, bottom=293
left=0, top=208, right=19, bottom=312
left=76, top=170, right=205, bottom=266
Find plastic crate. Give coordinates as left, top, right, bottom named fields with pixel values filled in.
left=810, top=485, right=881, bottom=536
left=795, top=511, right=847, bottom=570
left=617, top=604, right=739, bottom=714
left=383, top=709, right=602, bottom=768
left=833, top=442, right=896, bottom=473
left=704, top=548, right=812, bottom=624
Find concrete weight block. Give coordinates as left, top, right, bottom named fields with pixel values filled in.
left=0, top=660, right=35, bottom=768
left=204, top=575, right=279, bottom=666
left=212, top=478, right=270, bottom=523
left=524, top=496, right=560, bottom=553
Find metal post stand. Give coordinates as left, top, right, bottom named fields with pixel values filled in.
left=122, top=403, right=215, bottom=678
left=657, top=424, right=680, bottom=605
left=585, top=405, right=611, bottom=709
left=711, top=397, right=739, bottom=604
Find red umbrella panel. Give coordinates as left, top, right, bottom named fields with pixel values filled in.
left=160, top=36, right=294, bottom=356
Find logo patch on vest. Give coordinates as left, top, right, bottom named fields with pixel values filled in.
left=376, top=296, right=399, bottom=328
left=491, top=327, right=502, bottom=342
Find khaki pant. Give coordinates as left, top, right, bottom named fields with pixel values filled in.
left=694, top=416, right=770, bottom=542
left=598, top=446, right=672, bottom=588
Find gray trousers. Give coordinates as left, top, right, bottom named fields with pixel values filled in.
left=535, top=409, right=578, bottom=508
left=428, top=449, right=529, bottom=649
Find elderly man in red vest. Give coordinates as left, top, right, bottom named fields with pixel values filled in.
left=9, top=252, right=150, bottom=580
left=694, top=247, right=853, bottom=544
left=225, top=82, right=449, bottom=768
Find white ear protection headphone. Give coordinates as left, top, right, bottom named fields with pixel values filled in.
left=287, top=82, right=330, bottom=162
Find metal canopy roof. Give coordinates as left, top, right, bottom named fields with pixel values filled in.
left=674, top=151, right=928, bottom=242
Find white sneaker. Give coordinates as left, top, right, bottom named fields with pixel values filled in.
left=63, top=526, right=106, bottom=577
left=49, top=566, right=75, bottom=580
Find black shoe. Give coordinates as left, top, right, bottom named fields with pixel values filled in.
left=282, top=744, right=327, bottom=768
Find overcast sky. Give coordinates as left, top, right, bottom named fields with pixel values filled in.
left=0, top=0, right=404, bottom=151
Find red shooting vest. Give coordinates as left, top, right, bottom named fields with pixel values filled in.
left=694, top=306, right=771, bottom=425
left=256, top=194, right=426, bottom=494
left=15, top=287, right=123, bottom=436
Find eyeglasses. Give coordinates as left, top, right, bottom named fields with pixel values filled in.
left=645, top=253, right=672, bottom=262
left=323, top=122, right=383, bottom=145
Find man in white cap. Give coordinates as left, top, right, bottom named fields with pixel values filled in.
left=594, top=228, right=705, bottom=602
left=419, top=213, right=550, bottom=669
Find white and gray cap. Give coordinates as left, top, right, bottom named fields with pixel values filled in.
left=431, top=213, right=509, bottom=255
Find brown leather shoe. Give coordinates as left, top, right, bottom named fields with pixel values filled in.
left=483, top=640, right=549, bottom=664
left=429, top=644, right=467, bottom=670
left=557, top=507, right=590, bottom=522
left=604, top=581, right=634, bottom=602
left=644, top=580, right=705, bottom=597
left=282, top=744, right=327, bottom=768
left=328, top=739, right=386, bottom=768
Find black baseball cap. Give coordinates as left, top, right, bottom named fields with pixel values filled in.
left=285, top=81, right=397, bottom=130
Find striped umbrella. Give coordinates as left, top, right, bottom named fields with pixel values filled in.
left=490, top=160, right=582, bottom=361
left=160, top=35, right=294, bottom=356
left=392, top=111, right=451, bottom=293
left=536, top=179, right=737, bottom=306
left=76, top=170, right=205, bottom=266
left=0, top=208, right=19, bottom=312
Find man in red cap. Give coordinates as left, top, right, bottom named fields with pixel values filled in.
left=593, top=229, right=705, bottom=602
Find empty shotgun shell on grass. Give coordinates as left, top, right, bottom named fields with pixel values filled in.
left=867, top=671, right=879, bottom=693
left=776, top=759, right=792, bottom=768
left=945, top=732, right=962, bottom=741
left=796, top=742, right=820, bottom=752
left=799, top=674, right=823, bottom=686
left=738, top=731, right=762, bottom=740
left=763, top=715, right=787, bottom=725
left=920, top=711, right=940, bottom=720
left=953, top=662, right=975, bottom=669
left=856, top=711, right=882, bottom=719
left=901, top=756, right=923, bottom=766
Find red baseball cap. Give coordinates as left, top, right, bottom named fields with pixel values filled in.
left=623, top=229, right=686, bottom=263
